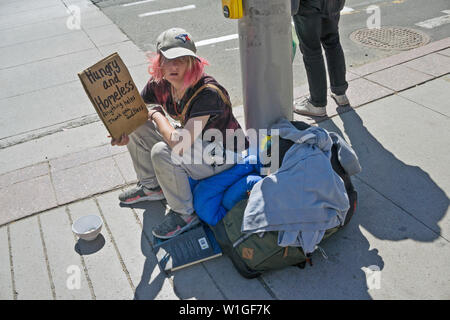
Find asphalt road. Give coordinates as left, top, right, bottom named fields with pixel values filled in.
left=93, top=0, right=450, bottom=106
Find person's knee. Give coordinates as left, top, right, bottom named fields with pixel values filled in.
left=321, top=33, right=341, bottom=49
left=130, top=121, right=155, bottom=140
left=299, top=35, right=323, bottom=57
left=151, top=141, right=170, bottom=162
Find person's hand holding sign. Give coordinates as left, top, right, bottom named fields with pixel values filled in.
left=110, top=134, right=129, bottom=146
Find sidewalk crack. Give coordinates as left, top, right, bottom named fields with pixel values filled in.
left=66, top=206, right=96, bottom=299
left=37, top=215, right=57, bottom=300
left=93, top=197, right=136, bottom=293
left=7, top=225, right=18, bottom=300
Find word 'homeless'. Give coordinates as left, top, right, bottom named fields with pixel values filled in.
left=83, top=59, right=135, bottom=113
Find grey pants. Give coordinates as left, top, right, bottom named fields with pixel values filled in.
left=127, top=120, right=235, bottom=215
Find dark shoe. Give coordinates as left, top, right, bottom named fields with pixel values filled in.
left=152, top=210, right=200, bottom=239
left=294, top=97, right=327, bottom=117
left=118, top=184, right=165, bottom=204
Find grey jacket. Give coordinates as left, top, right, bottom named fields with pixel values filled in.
left=242, top=119, right=353, bottom=254
left=330, top=132, right=361, bottom=176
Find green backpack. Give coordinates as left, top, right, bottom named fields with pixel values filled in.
left=209, top=121, right=358, bottom=278
left=210, top=199, right=340, bottom=279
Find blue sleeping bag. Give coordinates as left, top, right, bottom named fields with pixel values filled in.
left=189, top=155, right=262, bottom=226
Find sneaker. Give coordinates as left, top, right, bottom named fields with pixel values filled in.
left=294, top=98, right=327, bottom=117
left=331, top=93, right=350, bottom=107
left=118, top=184, right=165, bottom=204
left=152, top=210, right=200, bottom=239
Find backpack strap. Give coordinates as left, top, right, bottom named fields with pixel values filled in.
left=178, top=83, right=231, bottom=126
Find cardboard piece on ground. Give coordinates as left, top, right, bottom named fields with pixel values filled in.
left=78, top=52, right=148, bottom=140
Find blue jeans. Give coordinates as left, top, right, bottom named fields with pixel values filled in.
left=293, top=0, right=348, bottom=107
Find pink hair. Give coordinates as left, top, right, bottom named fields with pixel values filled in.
left=146, top=52, right=209, bottom=105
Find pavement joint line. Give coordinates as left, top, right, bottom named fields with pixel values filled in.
left=0, top=31, right=75, bottom=50
left=80, top=19, right=104, bottom=57
left=1, top=79, right=77, bottom=101
left=112, top=156, right=128, bottom=185
left=200, top=262, right=229, bottom=300
left=0, top=146, right=129, bottom=187
left=47, top=161, right=59, bottom=212
left=0, top=13, right=107, bottom=33
left=395, top=87, right=450, bottom=119
left=401, top=64, right=438, bottom=78
left=111, top=151, right=128, bottom=186
left=0, top=16, right=68, bottom=31
left=0, top=114, right=100, bottom=149
left=93, top=196, right=137, bottom=293
left=310, top=72, right=448, bottom=125
left=354, top=175, right=450, bottom=243
left=37, top=215, right=57, bottom=300
left=257, top=276, right=279, bottom=300
left=312, top=92, right=395, bottom=125
left=360, top=70, right=434, bottom=94
left=0, top=56, right=148, bottom=101
left=6, top=225, right=18, bottom=300
left=47, top=151, right=129, bottom=175
left=0, top=46, right=98, bottom=72
left=0, top=171, right=48, bottom=192
left=0, top=4, right=65, bottom=19
left=124, top=195, right=179, bottom=299
left=0, top=36, right=138, bottom=73
left=350, top=46, right=450, bottom=77
left=1, top=96, right=238, bottom=147
left=0, top=28, right=85, bottom=50
left=65, top=205, right=97, bottom=299
left=0, top=25, right=131, bottom=51
left=0, top=183, right=130, bottom=228
left=436, top=48, right=450, bottom=57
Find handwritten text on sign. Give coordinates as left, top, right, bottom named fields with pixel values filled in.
left=79, top=53, right=148, bottom=140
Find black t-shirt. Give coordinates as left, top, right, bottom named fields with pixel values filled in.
left=140, top=75, right=247, bottom=151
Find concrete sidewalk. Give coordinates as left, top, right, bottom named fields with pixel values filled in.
left=1, top=0, right=450, bottom=300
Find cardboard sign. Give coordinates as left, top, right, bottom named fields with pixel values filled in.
left=78, top=52, right=148, bottom=140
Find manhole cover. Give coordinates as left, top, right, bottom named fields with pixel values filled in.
left=350, top=27, right=430, bottom=50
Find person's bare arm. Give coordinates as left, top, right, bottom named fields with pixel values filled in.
left=150, top=110, right=209, bottom=150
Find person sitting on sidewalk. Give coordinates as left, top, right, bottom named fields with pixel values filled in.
left=111, top=28, right=246, bottom=239
left=292, top=0, right=350, bottom=117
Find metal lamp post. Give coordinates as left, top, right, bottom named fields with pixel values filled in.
left=238, top=0, right=293, bottom=132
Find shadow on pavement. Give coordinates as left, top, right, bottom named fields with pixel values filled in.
left=121, top=107, right=448, bottom=299
left=289, top=107, right=449, bottom=298
left=321, top=108, right=448, bottom=242
left=75, top=235, right=106, bottom=255
left=121, top=201, right=168, bottom=300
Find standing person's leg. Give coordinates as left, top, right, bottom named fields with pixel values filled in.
left=150, top=140, right=235, bottom=239
left=321, top=12, right=349, bottom=105
left=119, top=121, right=165, bottom=204
left=293, top=0, right=328, bottom=114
